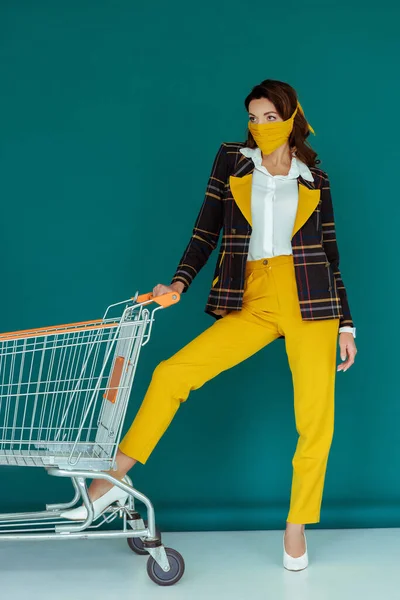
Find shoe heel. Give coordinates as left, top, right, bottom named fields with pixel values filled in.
left=117, top=497, right=128, bottom=508
left=116, top=490, right=130, bottom=508
left=117, top=477, right=131, bottom=508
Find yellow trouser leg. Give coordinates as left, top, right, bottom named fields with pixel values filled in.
left=285, top=317, right=339, bottom=524
left=119, top=307, right=280, bottom=464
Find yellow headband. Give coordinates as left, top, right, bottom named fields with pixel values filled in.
left=297, top=101, right=315, bottom=135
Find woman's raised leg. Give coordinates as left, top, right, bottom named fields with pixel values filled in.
left=89, top=307, right=280, bottom=500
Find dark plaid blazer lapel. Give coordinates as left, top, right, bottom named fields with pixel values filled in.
left=229, top=149, right=321, bottom=239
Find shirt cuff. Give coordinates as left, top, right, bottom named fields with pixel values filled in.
left=338, top=326, right=356, bottom=338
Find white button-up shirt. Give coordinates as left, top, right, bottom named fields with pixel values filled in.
left=240, top=146, right=356, bottom=338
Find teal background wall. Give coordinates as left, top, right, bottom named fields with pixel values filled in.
left=0, top=1, right=399, bottom=531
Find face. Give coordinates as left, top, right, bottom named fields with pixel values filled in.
left=248, top=97, right=283, bottom=124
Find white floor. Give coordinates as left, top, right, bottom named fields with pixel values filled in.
left=0, top=528, right=398, bottom=599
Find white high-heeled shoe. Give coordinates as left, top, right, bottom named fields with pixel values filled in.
left=283, top=531, right=308, bottom=571
left=60, top=478, right=130, bottom=521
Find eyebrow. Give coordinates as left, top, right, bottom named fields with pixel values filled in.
left=248, top=111, right=277, bottom=116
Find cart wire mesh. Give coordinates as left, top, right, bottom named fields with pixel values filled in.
left=0, top=301, right=153, bottom=470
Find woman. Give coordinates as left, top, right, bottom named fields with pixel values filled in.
left=62, top=79, right=357, bottom=571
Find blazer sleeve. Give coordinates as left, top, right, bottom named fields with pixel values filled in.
left=170, top=143, right=228, bottom=292
left=320, top=173, right=355, bottom=328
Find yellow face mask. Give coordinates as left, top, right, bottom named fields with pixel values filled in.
left=247, top=101, right=315, bottom=155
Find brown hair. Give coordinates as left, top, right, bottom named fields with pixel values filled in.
left=244, top=79, right=320, bottom=167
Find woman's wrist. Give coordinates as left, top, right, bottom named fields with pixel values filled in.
left=170, top=281, right=185, bottom=294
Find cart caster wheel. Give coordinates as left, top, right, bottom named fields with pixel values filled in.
left=147, top=547, right=185, bottom=586
left=127, top=521, right=161, bottom=556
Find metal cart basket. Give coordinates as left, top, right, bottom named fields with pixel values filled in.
left=0, top=291, right=185, bottom=586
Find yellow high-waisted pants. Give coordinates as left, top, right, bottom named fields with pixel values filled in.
left=119, top=254, right=340, bottom=524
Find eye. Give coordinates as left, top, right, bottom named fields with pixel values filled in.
left=267, top=115, right=277, bottom=121
left=249, top=116, right=256, bottom=122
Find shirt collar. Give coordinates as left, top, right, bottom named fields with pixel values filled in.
left=239, top=146, right=314, bottom=182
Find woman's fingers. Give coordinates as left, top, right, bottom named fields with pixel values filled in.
left=337, top=357, right=353, bottom=371
left=152, top=284, right=172, bottom=297
left=337, top=339, right=357, bottom=372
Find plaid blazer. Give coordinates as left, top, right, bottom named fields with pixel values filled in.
left=171, top=142, right=354, bottom=332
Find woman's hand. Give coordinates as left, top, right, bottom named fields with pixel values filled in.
left=337, top=332, right=357, bottom=372
left=153, top=282, right=184, bottom=297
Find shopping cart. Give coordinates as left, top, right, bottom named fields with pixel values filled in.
left=0, top=291, right=185, bottom=586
